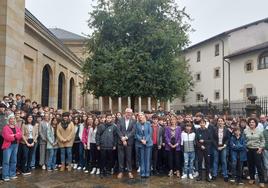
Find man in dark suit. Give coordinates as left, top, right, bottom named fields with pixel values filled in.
left=117, top=108, right=136, bottom=179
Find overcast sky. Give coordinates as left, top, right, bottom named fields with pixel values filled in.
left=26, top=0, right=268, bottom=46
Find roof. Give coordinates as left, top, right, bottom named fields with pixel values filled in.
left=49, top=28, right=87, bottom=41
left=225, top=41, right=268, bottom=59
left=184, top=17, right=268, bottom=52
left=25, top=9, right=82, bottom=67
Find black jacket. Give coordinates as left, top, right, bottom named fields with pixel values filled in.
left=96, top=123, right=118, bottom=150
left=195, top=128, right=212, bottom=150
left=211, top=126, right=230, bottom=148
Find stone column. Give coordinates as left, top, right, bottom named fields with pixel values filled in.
left=0, top=0, right=25, bottom=97
left=148, top=97, right=151, bottom=112
left=128, top=97, right=131, bottom=108
left=118, top=97, right=122, bottom=112
left=138, top=97, right=142, bottom=112
left=166, top=99, right=171, bottom=112
left=99, top=97, right=103, bottom=112
left=157, top=100, right=161, bottom=108
left=109, top=97, right=112, bottom=113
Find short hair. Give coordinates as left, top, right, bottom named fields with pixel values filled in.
left=106, top=113, right=112, bottom=118
left=152, top=114, right=158, bottom=119
left=233, top=126, right=241, bottom=133
left=16, top=94, right=21, bottom=97
left=248, top=117, right=258, bottom=126
left=25, top=99, right=31, bottom=103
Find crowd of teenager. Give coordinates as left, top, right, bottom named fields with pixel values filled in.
left=1, top=93, right=268, bottom=188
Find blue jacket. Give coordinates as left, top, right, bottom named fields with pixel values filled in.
left=135, top=121, right=153, bottom=148
left=230, top=135, right=247, bottom=162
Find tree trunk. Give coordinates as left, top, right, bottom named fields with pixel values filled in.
left=130, top=96, right=136, bottom=112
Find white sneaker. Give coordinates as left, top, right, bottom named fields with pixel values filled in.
left=84, top=170, right=89, bottom=173
left=189, top=174, right=194, bottom=179
left=181, top=174, right=187, bottom=179
left=137, top=167, right=140, bottom=173
left=209, top=173, right=212, bottom=179
left=3, top=178, right=10, bottom=182
left=42, top=165, right=46, bottom=170
left=73, top=164, right=78, bottom=169
left=90, top=168, right=96, bottom=174
left=193, top=171, right=199, bottom=178
left=83, top=167, right=86, bottom=170
left=77, top=166, right=82, bottom=170
left=96, top=168, right=100, bottom=175
left=168, top=170, right=173, bottom=177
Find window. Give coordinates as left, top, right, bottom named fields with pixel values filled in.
left=246, top=62, right=252, bottom=71
left=215, top=44, right=220, bottom=56
left=182, top=96, right=186, bottom=103
left=196, top=93, right=202, bottom=102
left=196, top=73, right=201, bottom=81
left=197, top=51, right=201, bottom=62
left=214, top=68, right=220, bottom=78
left=246, top=88, right=253, bottom=97
left=215, top=91, right=220, bottom=100
left=258, top=52, right=268, bottom=69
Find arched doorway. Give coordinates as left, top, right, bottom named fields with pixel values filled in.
left=41, top=65, right=52, bottom=107
left=58, top=72, right=66, bottom=109
left=69, top=78, right=75, bottom=109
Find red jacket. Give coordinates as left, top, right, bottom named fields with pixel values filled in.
left=2, top=125, right=22, bottom=149
left=82, top=127, right=89, bottom=146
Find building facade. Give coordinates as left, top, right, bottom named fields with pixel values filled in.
left=171, top=18, right=268, bottom=112
left=0, top=0, right=84, bottom=111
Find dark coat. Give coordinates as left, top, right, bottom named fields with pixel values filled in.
left=96, top=123, right=118, bottom=150
left=117, top=117, right=136, bottom=146
left=230, top=135, right=247, bottom=162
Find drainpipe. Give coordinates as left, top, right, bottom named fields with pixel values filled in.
left=224, top=59, right=231, bottom=108
left=219, top=39, right=225, bottom=106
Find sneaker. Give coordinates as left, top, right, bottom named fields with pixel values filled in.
left=230, top=179, right=235, bottom=183
left=181, top=174, right=187, bottom=179
left=10, top=176, right=18, bottom=180
left=111, top=168, right=114, bottom=175
left=73, top=164, right=78, bottom=169
left=168, top=170, right=173, bottom=177
left=137, top=167, right=140, bottom=173
left=90, top=167, right=96, bottom=174
left=22, top=172, right=31, bottom=176
left=47, top=168, right=52, bottom=172
left=77, top=166, right=82, bottom=170
left=96, top=168, right=100, bottom=175
left=83, top=167, right=86, bottom=170
left=31, top=166, right=36, bottom=169
left=189, top=174, right=194, bottom=179
left=42, top=165, right=46, bottom=170
left=259, top=183, right=265, bottom=188
left=237, top=181, right=244, bottom=185
left=193, top=171, right=199, bottom=178
left=84, top=170, right=89, bottom=173
left=3, top=178, right=10, bottom=182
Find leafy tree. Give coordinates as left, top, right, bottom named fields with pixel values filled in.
left=83, top=0, right=193, bottom=111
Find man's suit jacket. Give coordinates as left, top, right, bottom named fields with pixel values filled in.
left=117, top=117, right=136, bottom=146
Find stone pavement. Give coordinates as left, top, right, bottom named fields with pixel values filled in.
left=0, top=170, right=260, bottom=188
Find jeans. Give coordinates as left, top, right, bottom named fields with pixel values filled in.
left=31, top=142, right=38, bottom=167
left=90, top=143, right=99, bottom=168
left=247, top=148, right=265, bottom=183
left=60, top=147, right=72, bottom=165
left=135, top=144, right=141, bottom=168
left=197, top=148, right=210, bottom=177
left=100, top=149, right=114, bottom=174
left=264, top=149, right=268, bottom=180
left=22, top=143, right=34, bottom=173
left=183, top=151, right=195, bottom=175
left=212, top=147, right=228, bottom=177
left=168, top=149, right=181, bottom=172
left=139, top=146, right=152, bottom=177
left=47, top=148, right=57, bottom=170
left=2, top=144, right=18, bottom=179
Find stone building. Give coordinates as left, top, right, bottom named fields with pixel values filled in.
left=0, top=0, right=171, bottom=113
left=171, top=17, right=268, bottom=111
left=0, top=0, right=84, bottom=111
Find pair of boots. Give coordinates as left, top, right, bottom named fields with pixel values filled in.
left=60, top=164, right=72, bottom=172
left=196, top=172, right=211, bottom=182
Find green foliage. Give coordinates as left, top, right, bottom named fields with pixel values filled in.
left=83, top=0, right=193, bottom=101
